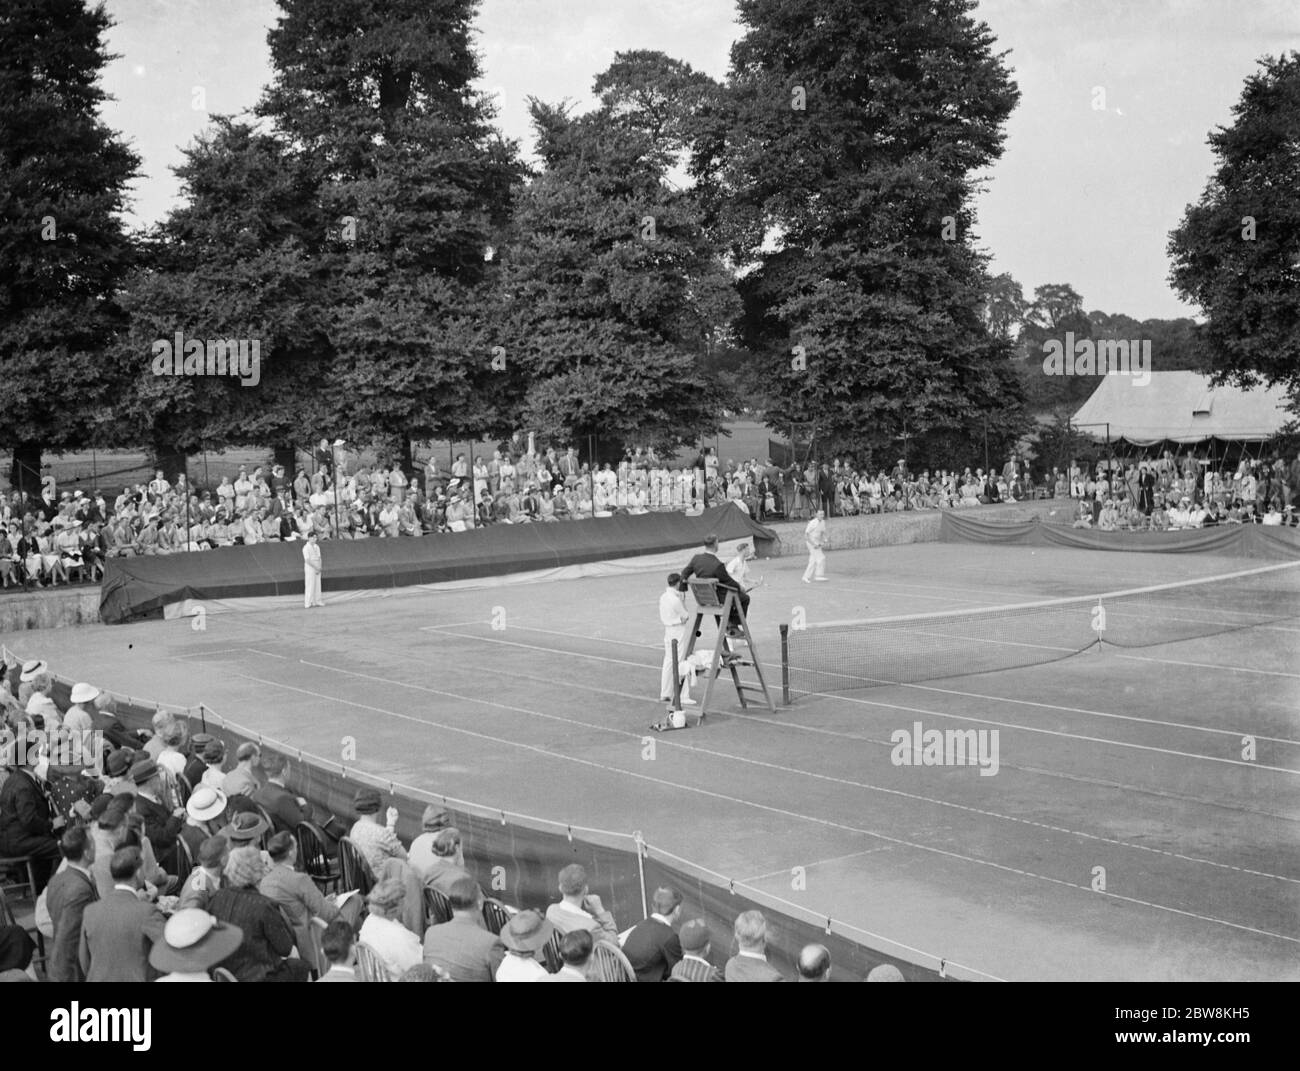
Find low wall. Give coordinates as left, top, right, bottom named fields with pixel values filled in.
left=0, top=587, right=100, bottom=632
left=763, top=499, right=1068, bottom=556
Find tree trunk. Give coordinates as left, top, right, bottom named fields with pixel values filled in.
left=398, top=437, right=414, bottom=480
left=10, top=442, right=42, bottom=497
left=151, top=443, right=188, bottom=484
left=273, top=444, right=298, bottom=480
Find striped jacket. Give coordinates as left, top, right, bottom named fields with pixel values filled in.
left=669, top=954, right=723, bottom=983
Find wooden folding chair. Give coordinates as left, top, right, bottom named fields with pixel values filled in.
left=336, top=837, right=375, bottom=897
left=354, top=941, right=391, bottom=982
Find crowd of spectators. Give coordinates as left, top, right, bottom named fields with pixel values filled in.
left=7, top=443, right=1290, bottom=586
left=0, top=654, right=908, bottom=982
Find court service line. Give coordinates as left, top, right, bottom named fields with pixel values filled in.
left=219, top=666, right=1300, bottom=947
left=426, top=628, right=1300, bottom=774
left=290, top=654, right=1300, bottom=886
left=1116, top=654, right=1300, bottom=680
left=738, top=846, right=894, bottom=886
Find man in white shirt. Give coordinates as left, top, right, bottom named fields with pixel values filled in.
left=803, top=509, right=828, bottom=583
left=544, top=864, right=619, bottom=944
left=658, top=573, right=694, bottom=705
left=303, top=530, right=323, bottom=608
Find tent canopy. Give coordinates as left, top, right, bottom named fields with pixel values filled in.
left=1071, top=371, right=1292, bottom=446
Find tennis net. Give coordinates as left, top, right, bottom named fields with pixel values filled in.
left=781, top=559, right=1300, bottom=696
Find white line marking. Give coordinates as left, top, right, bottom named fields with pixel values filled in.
left=1116, top=654, right=1300, bottom=680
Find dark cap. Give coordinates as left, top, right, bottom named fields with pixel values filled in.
left=354, top=788, right=381, bottom=815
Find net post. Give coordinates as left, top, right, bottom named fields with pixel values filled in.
left=671, top=638, right=681, bottom=709
left=779, top=624, right=790, bottom=705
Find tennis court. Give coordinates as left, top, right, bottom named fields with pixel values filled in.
left=14, top=538, right=1300, bottom=980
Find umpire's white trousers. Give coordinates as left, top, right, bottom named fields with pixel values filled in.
left=803, top=544, right=826, bottom=581
left=662, top=627, right=687, bottom=699
left=305, top=568, right=323, bottom=608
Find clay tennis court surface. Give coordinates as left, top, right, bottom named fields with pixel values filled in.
left=11, top=540, right=1298, bottom=981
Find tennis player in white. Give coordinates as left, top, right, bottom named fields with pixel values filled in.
left=303, top=530, right=324, bottom=608
left=803, top=510, right=828, bottom=582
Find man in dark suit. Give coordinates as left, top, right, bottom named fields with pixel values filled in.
left=45, top=826, right=99, bottom=982
left=251, top=752, right=312, bottom=834
left=0, top=734, right=63, bottom=892
left=621, top=886, right=684, bottom=982
left=723, top=910, right=786, bottom=982
left=680, top=534, right=748, bottom=634
left=422, top=876, right=506, bottom=983
left=817, top=464, right=836, bottom=517
left=130, top=759, right=183, bottom=869
left=78, top=846, right=167, bottom=982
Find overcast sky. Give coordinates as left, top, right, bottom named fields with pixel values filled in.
left=99, top=0, right=1299, bottom=321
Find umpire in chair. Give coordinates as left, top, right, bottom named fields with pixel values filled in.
left=680, top=533, right=749, bottom=637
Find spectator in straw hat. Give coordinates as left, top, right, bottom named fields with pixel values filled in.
left=867, top=963, right=905, bottom=982
left=208, top=845, right=311, bottom=982
left=17, top=659, right=47, bottom=709
left=179, top=835, right=228, bottom=912
left=496, top=909, right=555, bottom=982
left=796, top=943, right=831, bottom=982
left=181, top=785, right=228, bottom=864
left=668, top=918, right=722, bottom=982
left=724, top=910, right=785, bottom=982
left=63, top=683, right=100, bottom=734
left=149, top=908, right=243, bottom=982
left=358, top=878, right=423, bottom=979
left=218, top=810, right=269, bottom=851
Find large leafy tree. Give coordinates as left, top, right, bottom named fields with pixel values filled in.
left=492, top=94, right=738, bottom=458
left=116, top=0, right=522, bottom=476
left=0, top=0, right=139, bottom=493
left=695, top=0, right=1026, bottom=470
left=1169, top=52, right=1300, bottom=401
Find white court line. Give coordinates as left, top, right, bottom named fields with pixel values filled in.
left=220, top=663, right=1300, bottom=946
left=427, top=629, right=1300, bottom=774
left=738, top=846, right=894, bottom=885
left=1116, top=654, right=1300, bottom=680
left=292, top=641, right=1300, bottom=884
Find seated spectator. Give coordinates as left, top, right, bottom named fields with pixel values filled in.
left=496, top=910, right=554, bottom=982
left=867, top=963, right=906, bottom=981
left=398, top=962, right=451, bottom=982
left=1097, top=499, right=1119, bottom=531
left=221, top=742, right=261, bottom=798
left=251, top=752, right=312, bottom=833
left=142, top=711, right=174, bottom=760
left=316, top=919, right=358, bottom=982
left=179, top=835, right=228, bottom=911
left=540, top=929, right=591, bottom=982
left=668, top=918, right=723, bottom=982
left=357, top=878, right=422, bottom=980
left=217, top=809, right=269, bottom=850
left=796, top=943, right=832, bottom=982
left=422, top=875, right=505, bottom=983
left=348, top=787, right=407, bottom=869
left=130, top=758, right=185, bottom=867
left=1071, top=500, right=1093, bottom=528
left=180, top=785, right=227, bottom=864
left=621, top=886, right=684, bottom=982
left=544, top=863, right=619, bottom=945
left=0, top=922, right=36, bottom=979
left=406, top=804, right=452, bottom=880
left=260, top=831, right=362, bottom=961
left=724, top=910, right=785, bottom=981
left=78, top=846, right=167, bottom=982
left=420, top=827, right=474, bottom=897
left=208, top=845, right=311, bottom=982
left=62, top=682, right=99, bottom=735
left=156, top=721, right=189, bottom=777
left=45, top=826, right=98, bottom=982
left=24, top=671, right=61, bottom=731
left=0, top=732, right=63, bottom=892
left=199, top=738, right=227, bottom=788
left=149, top=908, right=244, bottom=982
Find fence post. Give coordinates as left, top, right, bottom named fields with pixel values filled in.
left=633, top=830, right=648, bottom=921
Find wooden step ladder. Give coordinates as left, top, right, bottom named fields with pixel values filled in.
left=681, top=579, right=776, bottom=723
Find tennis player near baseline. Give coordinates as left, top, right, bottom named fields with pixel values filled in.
left=803, top=510, right=828, bottom=583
